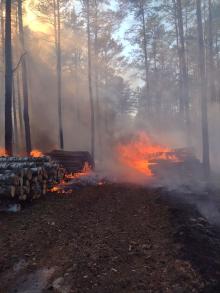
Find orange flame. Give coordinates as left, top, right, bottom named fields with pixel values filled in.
left=117, top=132, right=179, bottom=177
left=30, top=149, right=43, bottom=157
left=51, top=162, right=92, bottom=194
left=0, top=148, right=7, bottom=157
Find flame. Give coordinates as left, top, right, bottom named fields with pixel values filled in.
left=30, top=149, right=43, bottom=157
left=51, top=186, right=60, bottom=193
left=24, top=0, right=53, bottom=34
left=117, top=132, right=179, bottom=177
left=0, top=148, right=7, bottom=157
left=51, top=162, right=93, bottom=194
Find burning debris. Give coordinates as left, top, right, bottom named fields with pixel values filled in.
left=30, top=149, right=44, bottom=158
left=116, top=132, right=182, bottom=177
left=47, top=150, right=94, bottom=174
left=0, top=149, right=100, bottom=207
left=115, top=132, right=203, bottom=187
left=0, top=148, right=7, bottom=157
left=51, top=169, right=106, bottom=194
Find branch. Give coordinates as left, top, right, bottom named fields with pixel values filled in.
left=13, top=52, right=27, bottom=73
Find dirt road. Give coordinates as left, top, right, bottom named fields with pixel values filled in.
left=0, top=184, right=219, bottom=292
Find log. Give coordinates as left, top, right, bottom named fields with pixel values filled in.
left=0, top=156, right=51, bottom=163
left=31, top=182, right=42, bottom=199
left=0, top=162, right=36, bottom=171
left=47, top=150, right=94, bottom=171
left=30, top=167, right=42, bottom=177
left=41, top=180, right=47, bottom=195
left=0, top=174, right=20, bottom=186
left=0, top=153, right=67, bottom=204
left=18, top=187, right=27, bottom=201
left=0, top=186, right=16, bottom=198
left=0, top=166, right=25, bottom=177
left=23, top=168, right=32, bottom=180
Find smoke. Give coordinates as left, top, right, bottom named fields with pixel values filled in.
left=1, top=0, right=220, bottom=226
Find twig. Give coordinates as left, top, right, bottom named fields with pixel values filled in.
left=13, top=52, right=27, bottom=73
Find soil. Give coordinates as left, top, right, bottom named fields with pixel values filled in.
left=0, top=183, right=220, bottom=293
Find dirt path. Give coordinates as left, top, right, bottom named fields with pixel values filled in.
left=0, top=184, right=219, bottom=292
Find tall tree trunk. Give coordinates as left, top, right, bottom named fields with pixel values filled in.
left=176, top=0, right=190, bottom=127
left=208, top=0, right=217, bottom=102
left=196, top=0, right=210, bottom=176
left=0, top=0, right=5, bottom=139
left=12, top=78, right=18, bottom=153
left=94, top=0, right=102, bottom=161
left=184, top=4, right=189, bottom=73
left=15, top=6, right=24, bottom=152
left=18, top=0, right=32, bottom=155
left=73, top=50, right=81, bottom=124
left=86, top=0, right=95, bottom=160
left=172, top=0, right=181, bottom=109
left=53, top=0, right=64, bottom=149
left=140, top=0, right=149, bottom=109
left=16, top=69, right=24, bottom=151
left=56, top=0, right=64, bottom=149
left=5, top=0, right=13, bottom=155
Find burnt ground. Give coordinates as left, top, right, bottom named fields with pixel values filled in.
left=0, top=184, right=220, bottom=293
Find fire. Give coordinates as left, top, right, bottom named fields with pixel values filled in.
left=0, top=148, right=7, bottom=157
left=117, top=132, right=179, bottom=177
left=30, top=149, right=43, bottom=157
left=51, top=162, right=93, bottom=194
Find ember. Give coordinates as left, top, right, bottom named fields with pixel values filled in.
left=117, top=132, right=180, bottom=177
left=30, top=149, right=43, bottom=157
left=0, top=148, right=7, bottom=157
left=51, top=162, right=93, bottom=194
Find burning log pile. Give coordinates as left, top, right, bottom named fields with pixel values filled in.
left=0, top=156, right=65, bottom=203
left=47, top=150, right=94, bottom=173
left=149, top=148, right=203, bottom=179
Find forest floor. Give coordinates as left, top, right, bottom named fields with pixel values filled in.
left=0, top=183, right=220, bottom=293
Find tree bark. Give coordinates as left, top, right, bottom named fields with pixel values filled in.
left=12, top=78, right=18, bottom=153
left=5, top=0, right=13, bottom=156
left=208, top=0, right=217, bottom=102
left=18, top=0, right=32, bottom=155
left=94, top=0, right=102, bottom=160
left=139, top=0, right=149, bottom=109
left=176, top=0, right=189, bottom=124
left=53, top=0, right=64, bottom=149
left=0, top=0, right=4, bottom=96
left=73, top=49, right=81, bottom=124
left=196, top=0, right=210, bottom=176
left=86, top=0, right=95, bottom=161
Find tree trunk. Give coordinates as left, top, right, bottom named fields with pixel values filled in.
left=208, top=0, right=217, bottom=102
left=172, top=0, right=182, bottom=110
left=18, top=0, right=32, bottom=155
left=140, top=0, right=149, bottom=109
left=5, top=0, right=13, bottom=155
left=73, top=49, right=81, bottom=125
left=94, top=0, right=102, bottom=161
left=0, top=0, right=5, bottom=139
left=16, top=69, right=24, bottom=149
left=176, top=0, right=190, bottom=127
left=15, top=5, right=24, bottom=152
left=196, top=0, right=210, bottom=176
left=53, top=0, right=64, bottom=149
left=86, top=0, right=95, bottom=161
left=12, top=78, right=18, bottom=153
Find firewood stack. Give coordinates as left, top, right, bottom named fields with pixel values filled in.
left=47, top=150, right=94, bottom=173
left=149, top=148, right=203, bottom=179
left=0, top=156, right=65, bottom=202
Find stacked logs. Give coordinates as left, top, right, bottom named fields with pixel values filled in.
left=0, top=156, right=65, bottom=202
left=47, top=150, right=94, bottom=173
